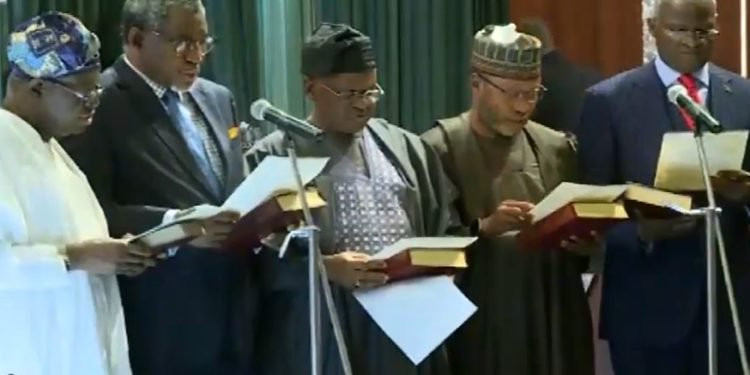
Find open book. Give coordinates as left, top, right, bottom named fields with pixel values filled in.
left=131, top=156, right=329, bottom=252
left=654, top=130, right=749, bottom=191
left=370, top=237, right=476, bottom=282
left=516, top=182, right=692, bottom=250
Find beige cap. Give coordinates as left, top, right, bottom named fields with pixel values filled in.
left=471, top=23, right=542, bottom=79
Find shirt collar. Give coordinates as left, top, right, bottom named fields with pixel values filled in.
left=654, top=54, right=710, bottom=88
left=123, top=56, right=169, bottom=99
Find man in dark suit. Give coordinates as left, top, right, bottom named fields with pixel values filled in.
left=62, top=1, right=257, bottom=374
left=576, top=0, right=750, bottom=373
left=518, top=19, right=603, bottom=133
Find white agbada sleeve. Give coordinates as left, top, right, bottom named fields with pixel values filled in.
left=0, top=146, right=70, bottom=291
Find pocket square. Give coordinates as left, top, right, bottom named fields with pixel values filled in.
left=228, top=125, right=240, bottom=140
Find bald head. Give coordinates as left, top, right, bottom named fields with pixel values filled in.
left=647, top=0, right=717, bottom=19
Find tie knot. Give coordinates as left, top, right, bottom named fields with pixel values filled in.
left=678, top=74, right=698, bottom=90
left=162, top=89, right=179, bottom=104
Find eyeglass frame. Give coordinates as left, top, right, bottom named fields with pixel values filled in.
left=475, top=72, right=547, bottom=102
left=662, top=26, right=720, bottom=42
left=318, top=82, right=385, bottom=103
left=151, top=30, right=216, bottom=56
left=45, top=79, right=104, bottom=109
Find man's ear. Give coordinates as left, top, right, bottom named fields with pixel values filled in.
left=126, top=27, right=146, bottom=49
left=470, top=73, right=482, bottom=96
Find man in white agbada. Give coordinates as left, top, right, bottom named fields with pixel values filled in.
left=0, top=12, right=156, bottom=374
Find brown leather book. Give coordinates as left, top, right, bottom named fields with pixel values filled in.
left=131, top=190, right=326, bottom=253
left=384, top=248, right=467, bottom=282
left=517, top=202, right=628, bottom=251
left=222, top=190, right=326, bottom=251
left=371, top=237, right=475, bottom=283
left=130, top=220, right=207, bottom=253
left=621, top=184, right=693, bottom=218
left=518, top=182, right=692, bottom=251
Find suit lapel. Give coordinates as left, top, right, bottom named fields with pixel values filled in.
left=630, top=62, right=679, bottom=133
left=114, top=58, right=214, bottom=198
left=189, top=84, right=233, bottom=195
left=623, top=63, right=684, bottom=184
left=708, top=65, right=738, bottom=130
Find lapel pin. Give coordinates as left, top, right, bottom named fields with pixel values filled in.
left=228, top=125, right=240, bottom=140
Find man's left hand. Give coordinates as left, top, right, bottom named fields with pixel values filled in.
left=712, top=172, right=750, bottom=203
left=189, top=210, right=241, bottom=249
left=559, top=231, right=602, bottom=256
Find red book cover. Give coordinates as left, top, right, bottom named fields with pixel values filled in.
left=222, top=199, right=304, bottom=251
left=517, top=203, right=627, bottom=251
left=383, top=251, right=457, bottom=283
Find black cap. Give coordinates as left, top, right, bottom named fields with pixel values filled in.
left=301, top=23, right=376, bottom=77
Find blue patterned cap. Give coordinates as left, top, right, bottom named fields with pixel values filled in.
left=7, top=11, right=101, bottom=79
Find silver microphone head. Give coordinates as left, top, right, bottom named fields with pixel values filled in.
left=250, top=99, right=271, bottom=121
left=667, top=84, right=688, bottom=105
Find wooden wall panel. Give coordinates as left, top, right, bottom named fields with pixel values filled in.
left=594, top=2, right=643, bottom=75
left=714, top=0, right=741, bottom=73
left=509, top=0, right=641, bottom=77
left=510, top=0, right=746, bottom=78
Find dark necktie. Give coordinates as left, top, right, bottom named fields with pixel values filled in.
left=162, top=89, right=222, bottom=196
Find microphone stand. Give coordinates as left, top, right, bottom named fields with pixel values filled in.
left=284, top=134, right=353, bottom=375
left=688, top=118, right=749, bottom=375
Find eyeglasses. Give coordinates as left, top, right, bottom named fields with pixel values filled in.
left=46, top=79, right=103, bottom=109
left=476, top=73, right=546, bottom=102
left=152, top=31, right=216, bottom=56
left=663, top=27, right=719, bottom=42
left=319, top=83, right=385, bottom=103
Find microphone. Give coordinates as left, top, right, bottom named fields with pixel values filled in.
left=667, top=85, right=723, bottom=133
left=250, top=99, right=323, bottom=140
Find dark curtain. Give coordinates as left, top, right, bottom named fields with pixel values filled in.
left=203, top=0, right=260, bottom=123
left=0, top=0, right=509, bottom=131
left=0, top=0, right=261, bottom=119
left=316, top=0, right=508, bottom=133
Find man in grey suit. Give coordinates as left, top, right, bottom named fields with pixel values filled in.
left=62, top=0, right=258, bottom=374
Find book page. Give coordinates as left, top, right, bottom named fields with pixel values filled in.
left=582, top=273, right=595, bottom=293
left=354, top=275, right=477, bottom=364
left=222, top=156, right=329, bottom=215
left=370, top=237, right=477, bottom=261
left=530, top=182, right=628, bottom=223
left=654, top=130, right=748, bottom=191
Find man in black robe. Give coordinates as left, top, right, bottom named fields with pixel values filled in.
left=248, top=23, right=457, bottom=375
